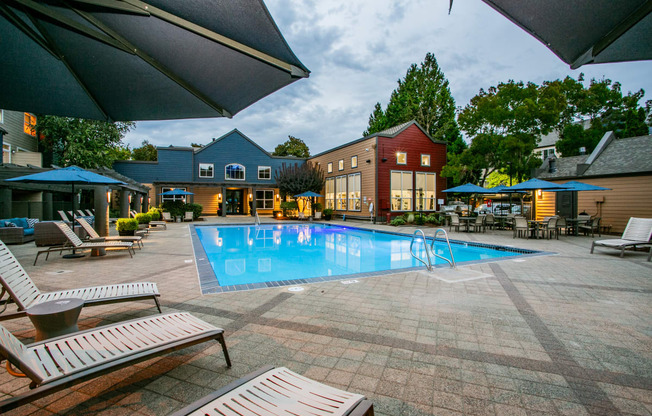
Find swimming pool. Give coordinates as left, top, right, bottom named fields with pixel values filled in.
left=192, top=223, right=539, bottom=293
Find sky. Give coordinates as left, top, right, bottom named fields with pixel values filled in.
left=123, top=0, right=652, bottom=155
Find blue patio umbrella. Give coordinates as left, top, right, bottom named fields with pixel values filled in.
left=504, top=178, right=568, bottom=191
left=6, top=166, right=125, bottom=257
left=158, top=189, right=195, bottom=196
left=443, top=183, right=492, bottom=213
left=559, top=181, right=611, bottom=192
left=293, top=191, right=324, bottom=198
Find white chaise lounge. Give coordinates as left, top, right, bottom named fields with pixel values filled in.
left=590, top=217, right=652, bottom=261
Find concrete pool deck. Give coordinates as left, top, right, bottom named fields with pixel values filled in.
left=1, top=216, right=650, bottom=415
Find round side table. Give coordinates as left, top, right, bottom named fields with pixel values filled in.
left=26, top=298, right=84, bottom=341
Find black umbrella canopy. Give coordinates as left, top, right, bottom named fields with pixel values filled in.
left=0, top=0, right=310, bottom=121
left=482, top=0, right=652, bottom=69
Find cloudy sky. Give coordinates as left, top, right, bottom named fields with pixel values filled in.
left=123, top=0, right=652, bottom=155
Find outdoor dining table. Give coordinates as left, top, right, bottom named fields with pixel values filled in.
left=494, top=215, right=511, bottom=230
left=566, top=218, right=590, bottom=236
left=527, top=220, right=546, bottom=239
left=458, top=216, right=476, bottom=232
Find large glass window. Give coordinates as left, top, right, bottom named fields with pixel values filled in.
left=225, top=163, right=245, bottom=180
left=347, top=173, right=361, bottom=211
left=23, top=113, right=36, bottom=136
left=258, top=166, right=271, bottom=179
left=416, top=172, right=436, bottom=211
left=256, top=190, right=274, bottom=209
left=161, top=187, right=187, bottom=202
left=390, top=171, right=412, bottom=211
left=199, top=163, right=214, bottom=178
left=335, top=175, right=347, bottom=210
left=325, top=178, right=335, bottom=209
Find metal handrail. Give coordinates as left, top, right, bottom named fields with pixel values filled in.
left=430, top=228, right=456, bottom=268
left=410, top=229, right=433, bottom=271
left=254, top=210, right=261, bottom=226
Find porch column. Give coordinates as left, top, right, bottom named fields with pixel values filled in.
left=220, top=186, right=226, bottom=217
left=94, top=186, right=109, bottom=237
left=119, top=189, right=130, bottom=218
left=134, top=193, right=142, bottom=213
left=42, top=192, right=53, bottom=220
left=0, top=188, right=11, bottom=218
left=251, top=187, right=257, bottom=216
left=142, top=194, right=149, bottom=212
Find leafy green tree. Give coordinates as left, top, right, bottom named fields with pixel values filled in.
left=36, top=116, right=134, bottom=168
left=363, top=52, right=465, bottom=154
left=274, top=162, right=323, bottom=199
left=272, top=136, right=310, bottom=158
left=107, top=145, right=132, bottom=162
left=131, top=140, right=158, bottom=161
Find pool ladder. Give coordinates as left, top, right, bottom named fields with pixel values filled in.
left=409, top=229, right=456, bottom=270
left=254, top=211, right=261, bottom=226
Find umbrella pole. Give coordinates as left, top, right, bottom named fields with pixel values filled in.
left=63, top=183, right=85, bottom=259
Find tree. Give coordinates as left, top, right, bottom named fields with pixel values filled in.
left=132, top=140, right=158, bottom=161
left=274, top=162, right=324, bottom=199
left=36, top=116, right=134, bottom=168
left=363, top=52, right=465, bottom=154
left=272, top=136, right=310, bottom=158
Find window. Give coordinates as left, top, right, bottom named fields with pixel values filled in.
left=325, top=178, right=335, bottom=209
left=542, top=148, right=556, bottom=160
left=23, top=113, right=36, bottom=136
left=421, top=154, right=430, bottom=166
left=351, top=156, right=358, bottom=168
left=396, top=152, right=407, bottom=165
left=338, top=159, right=344, bottom=171
left=327, top=162, right=333, bottom=173
left=0, top=110, right=4, bottom=124
left=256, top=190, right=274, bottom=209
left=258, top=166, right=271, bottom=180
left=416, top=172, right=436, bottom=211
left=390, top=171, right=412, bottom=211
left=347, top=173, right=361, bottom=211
left=225, top=163, right=245, bottom=180
left=161, top=187, right=187, bottom=202
left=335, top=176, right=347, bottom=210
left=199, top=163, right=214, bottom=178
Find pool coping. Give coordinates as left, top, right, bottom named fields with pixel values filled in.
left=189, top=222, right=555, bottom=294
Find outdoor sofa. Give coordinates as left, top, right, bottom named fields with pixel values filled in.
left=0, top=217, right=38, bottom=244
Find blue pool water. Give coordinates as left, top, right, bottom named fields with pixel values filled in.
left=194, top=224, right=534, bottom=288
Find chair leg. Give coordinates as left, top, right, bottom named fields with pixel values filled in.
left=217, top=333, right=232, bottom=367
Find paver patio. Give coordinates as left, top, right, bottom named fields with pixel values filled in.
left=1, top=217, right=650, bottom=415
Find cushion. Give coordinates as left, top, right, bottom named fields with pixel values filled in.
left=10, top=218, right=29, bottom=229
left=0, top=220, right=5, bottom=227
left=27, top=218, right=40, bottom=228
left=4, top=222, right=17, bottom=227
left=23, top=228, right=35, bottom=236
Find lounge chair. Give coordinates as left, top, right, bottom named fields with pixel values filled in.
left=0, top=239, right=160, bottom=321
left=34, top=222, right=135, bottom=265
left=591, top=217, right=652, bottom=261
left=57, top=210, right=70, bottom=222
left=76, top=209, right=87, bottom=217
left=170, top=365, right=373, bottom=416
left=183, top=211, right=193, bottom=222
left=0, top=312, right=230, bottom=412
left=297, top=212, right=308, bottom=220
left=85, top=209, right=94, bottom=216
left=76, top=217, right=143, bottom=248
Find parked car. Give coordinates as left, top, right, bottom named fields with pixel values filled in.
left=442, top=201, right=467, bottom=214
left=474, top=204, right=493, bottom=214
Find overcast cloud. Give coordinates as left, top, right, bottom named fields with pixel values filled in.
left=124, top=0, right=652, bottom=155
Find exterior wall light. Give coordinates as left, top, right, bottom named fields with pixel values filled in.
left=107, top=191, right=111, bottom=203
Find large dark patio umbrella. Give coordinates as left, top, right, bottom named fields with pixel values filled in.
left=0, top=0, right=309, bottom=121
left=158, top=189, right=194, bottom=196
left=6, top=166, right=124, bottom=257
left=480, top=0, right=652, bottom=69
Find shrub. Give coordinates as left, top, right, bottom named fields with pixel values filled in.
left=135, top=213, right=152, bottom=224
left=322, top=208, right=333, bottom=220
left=414, top=215, right=426, bottom=225
left=116, top=218, right=139, bottom=231
left=313, top=202, right=323, bottom=212
left=148, top=207, right=161, bottom=221
left=280, top=201, right=298, bottom=216
left=161, top=201, right=185, bottom=217
left=390, top=217, right=406, bottom=226
left=186, top=203, right=203, bottom=220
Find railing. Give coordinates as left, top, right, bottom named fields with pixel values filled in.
left=409, top=228, right=456, bottom=271
left=254, top=210, right=261, bottom=226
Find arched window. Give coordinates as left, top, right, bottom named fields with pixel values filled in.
left=225, top=163, right=245, bottom=180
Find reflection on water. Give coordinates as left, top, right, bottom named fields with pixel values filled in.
left=196, top=224, right=516, bottom=286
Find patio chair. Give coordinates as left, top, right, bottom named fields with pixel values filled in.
left=297, top=212, right=308, bottom=220
left=34, top=222, right=135, bottom=265
left=314, top=211, right=322, bottom=220
left=448, top=213, right=460, bottom=232
left=513, top=216, right=535, bottom=239
left=484, top=213, right=495, bottom=230
left=470, top=215, right=485, bottom=233
left=0, top=239, right=160, bottom=321
left=76, top=217, right=143, bottom=248
left=0, top=312, right=230, bottom=412
left=579, top=217, right=601, bottom=237
left=591, top=217, right=652, bottom=261
left=162, top=211, right=174, bottom=222
left=505, top=213, right=516, bottom=230
left=183, top=211, right=193, bottom=222
left=539, top=217, right=558, bottom=240
left=170, top=365, right=373, bottom=416
left=556, top=217, right=569, bottom=236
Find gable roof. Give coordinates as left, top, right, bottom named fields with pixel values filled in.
left=536, top=133, right=652, bottom=179
left=310, top=120, right=444, bottom=158
left=195, top=129, right=306, bottom=160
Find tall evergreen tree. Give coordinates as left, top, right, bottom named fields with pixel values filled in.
left=363, top=52, right=465, bottom=154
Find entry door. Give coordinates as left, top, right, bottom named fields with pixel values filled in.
left=555, top=191, right=576, bottom=218
left=226, top=190, right=243, bottom=214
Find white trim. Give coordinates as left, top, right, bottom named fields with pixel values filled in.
left=327, top=162, right=333, bottom=173
left=389, top=170, right=412, bottom=212
left=225, top=163, right=246, bottom=181
left=396, top=151, right=407, bottom=165
left=420, top=154, right=430, bottom=167
left=255, top=189, right=274, bottom=209
left=257, top=166, right=272, bottom=180
left=351, top=155, right=358, bottom=169
left=347, top=173, right=361, bottom=211
left=338, top=159, right=344, bottom=171
left=198, top=163, right=214, bottom=178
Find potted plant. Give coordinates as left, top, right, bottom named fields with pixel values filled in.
left=323, top=208, right=333, bottom=221
left=116, top=218, right=139, bottom=236
left=313, top=202, right=323, bottom=214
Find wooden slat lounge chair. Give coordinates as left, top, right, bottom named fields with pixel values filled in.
left=76, top=217, right=143, bottom=248
left=85, top=209, right=94, bottom=216
left=0, top=239, right=160, bottom=320
left=57, top=210, right=70, bottom=222
left=162, top=212, right=174, bottom=222
left=183, top=211, right=193, bottom=222
left=76, top=209, right=87, bottom=217
left=0, top=312, right=231, bottom=412
left=591, top=217, right=652, bottom=261
left=170, top=365, right=373, bottom=416
left=34, top=222, right=135, bottom=265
